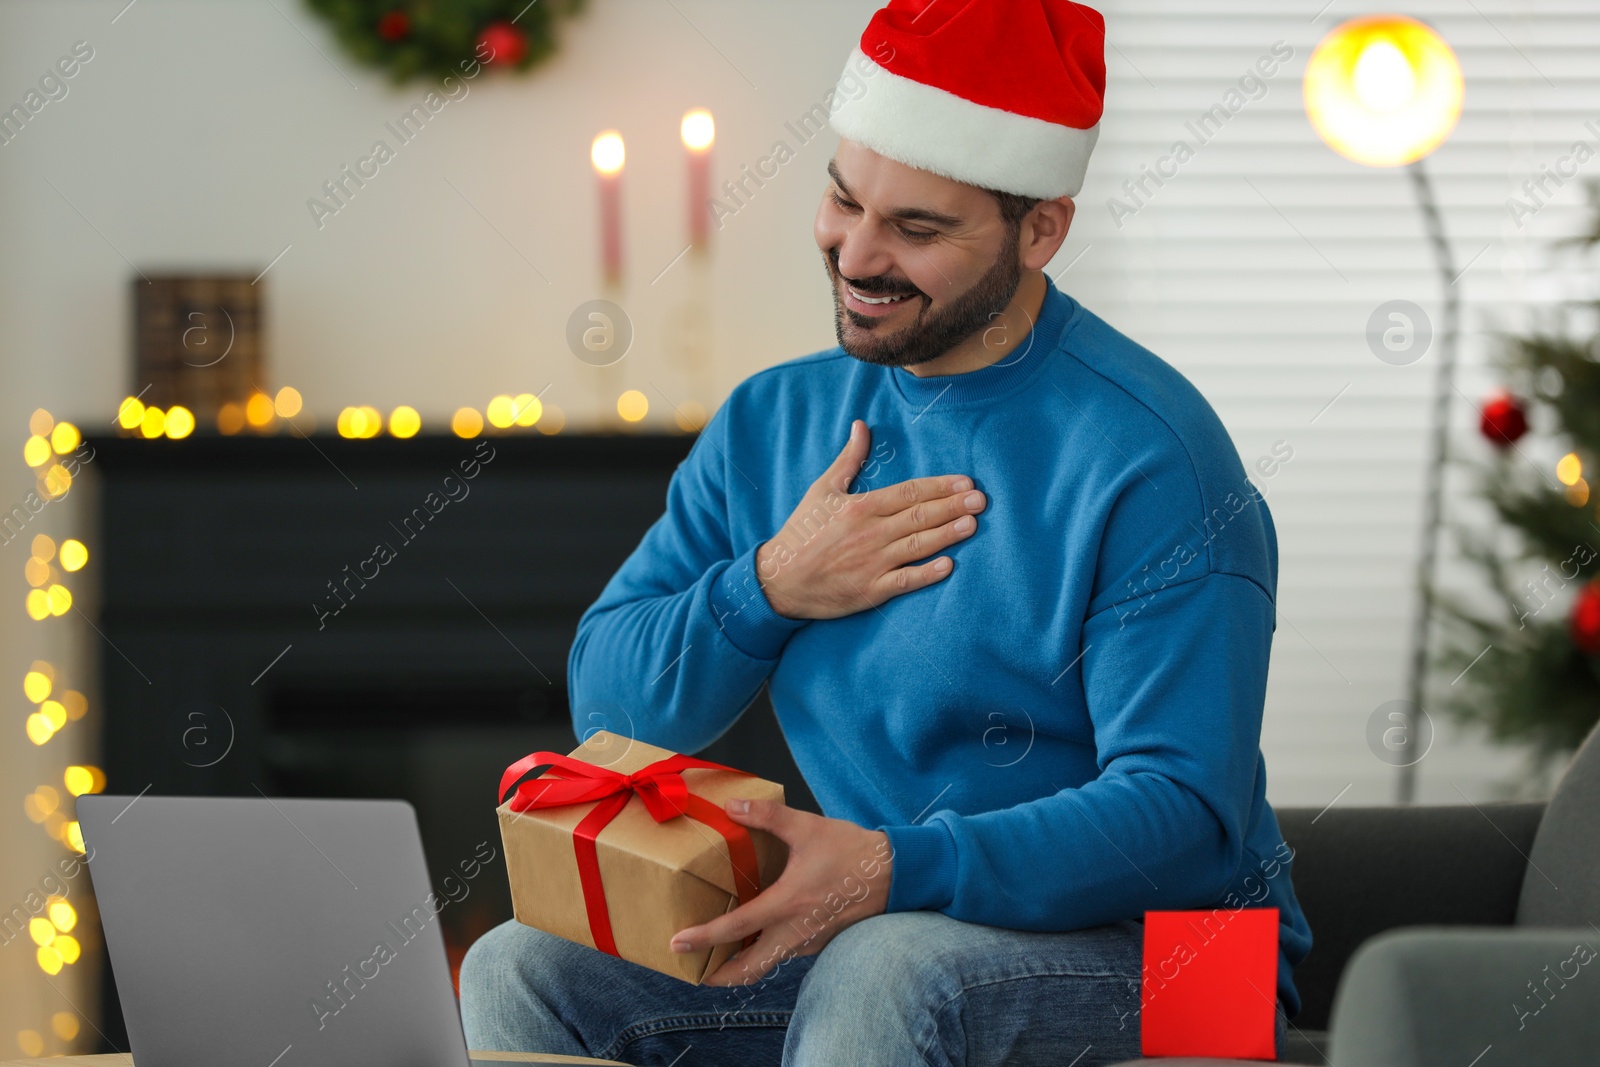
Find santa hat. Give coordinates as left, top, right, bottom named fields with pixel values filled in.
left=829, top=0, right=1106, bottom=200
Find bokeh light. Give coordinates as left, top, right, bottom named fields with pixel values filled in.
left=23, top=670, right=51, bottom=703
left=165, top=405, right=195, bottom=439
left=116, top=397, right=146, bottom=431
left=62, top=690, right=87, bottom=720
left=486, top=395, right=516, bottom=429
left=536, top=404, right=566, bottom=435
left=617, top=390, right=649, bottom=423
left=674, top=400, right=708, bottom=433
left=389, top=405, right=422, bottom=438
left=1304, top=15, right=1463, bottom=167
left=246, top=392, right=276, bottom=429
left=59, top=539, right=88, bottom=571
left=25, top=712, right=54, bottom=744
left=217, top=401, right=246, bottom=435
left=64, top=765, right=104, bottom=796
left=274, top=386, right=303, bottom=418
left=451, top=408, right=483, bottom=438
left=513, top=394, right=542, bottom=427
left=51, top=421, right=80, bottom=454
left=24, top=436, right=52, bottom=468
left=25, top=590, right=51, bottom=623
left=48, top=900, right=76, bottom=932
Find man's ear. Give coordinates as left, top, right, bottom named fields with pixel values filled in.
left=1020, top=196, right=1075, bottom=271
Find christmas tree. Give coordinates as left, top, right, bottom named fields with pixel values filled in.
left=1435, top=180, right=1600, bottom=785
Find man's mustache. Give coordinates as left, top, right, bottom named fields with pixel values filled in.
left=827, top=247, right=922, bottom=299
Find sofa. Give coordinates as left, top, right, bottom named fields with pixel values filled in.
left=1113, top=719, right=1600, bottom=1066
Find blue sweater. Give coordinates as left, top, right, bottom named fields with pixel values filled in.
left=569, top=277, right=1313, bottom=1016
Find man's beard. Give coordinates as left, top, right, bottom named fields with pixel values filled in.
left=824, top=229, right=1022, bottom=369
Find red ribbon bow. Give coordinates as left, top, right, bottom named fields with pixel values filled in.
left=498, top=749, right=765, bottom=958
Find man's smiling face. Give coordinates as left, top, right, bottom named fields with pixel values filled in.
left=815, top=139, right=1026, bottom=369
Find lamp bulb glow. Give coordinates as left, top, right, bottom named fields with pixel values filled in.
left=1352, top=40, right=1417, bottom=112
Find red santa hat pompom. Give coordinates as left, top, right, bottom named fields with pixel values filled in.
left=829, top=0, right=1107, bottom=200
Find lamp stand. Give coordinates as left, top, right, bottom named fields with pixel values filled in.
left=1398, top=158, right=1461, bottom=804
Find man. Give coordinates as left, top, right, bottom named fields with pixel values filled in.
left=462, top=1, right=1311, bottom=1063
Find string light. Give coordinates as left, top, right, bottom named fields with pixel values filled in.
left=116, top=397, right=145, bottom=431
left=536, top=405, right=566, bottom=435
left=245, top=392, right=277, bottom=430
left=674, top=401, right=708, bottom=433
left=59, top=540, right=87, bottom=572
left=513, top=394, right=542, bottom=428
left=217, top=401, right=246, bottom=435
left=617, top=390, right=649, bottom=423
left=486, top=395, right=517, bottom=429
left=389, top=406, right=422, bottom=438
left=50, top=422, right=80, bottom=454
left=139, top=406, right=167, bottom=439
left=274, top=387, right=303, bottom=418
left=18, top=411, right=95, bottom=1018
left=165, top=406, right=195, bottom=439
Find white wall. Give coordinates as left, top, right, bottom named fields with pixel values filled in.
left=3, top=0, right=1597, bottom=1051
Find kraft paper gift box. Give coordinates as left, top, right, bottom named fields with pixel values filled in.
left=496, top=729, right=789, bottom=984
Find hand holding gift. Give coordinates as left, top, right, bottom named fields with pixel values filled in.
left=668, top=796, right=894, bottom=986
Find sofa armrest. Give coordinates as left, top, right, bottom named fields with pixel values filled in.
left=1329, top=927, right=1600, bottom=1067
left=1274, top=802, right=1543, bottom=1030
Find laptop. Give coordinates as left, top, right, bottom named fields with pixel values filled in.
left=78, top=794, right=617, bottom=1067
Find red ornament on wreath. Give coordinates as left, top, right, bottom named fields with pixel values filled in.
left=478, top=21, right=529, bottom=66
left=376, top=10, right=409, bottom=42
left=1479, top=390, right=1529, bottom=448
left=1572, top=583, right=1600, bottom=655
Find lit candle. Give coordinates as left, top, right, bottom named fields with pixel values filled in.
left=680, top=108, right=715, bottom=246
left=591, top=130, right=626, bottom=283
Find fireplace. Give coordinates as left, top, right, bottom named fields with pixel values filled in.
left=86, top=431, right=817, bottom=1048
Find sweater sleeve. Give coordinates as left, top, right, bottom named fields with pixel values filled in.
left=567, top=405, right=809, bottom=754
left=876, top=569, right=1274, bottom=930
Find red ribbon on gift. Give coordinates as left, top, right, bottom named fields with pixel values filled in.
left=498, top=749, right=765, bottom=958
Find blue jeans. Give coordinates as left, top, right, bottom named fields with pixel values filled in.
left=459, top=912, right=1289, bottom=1066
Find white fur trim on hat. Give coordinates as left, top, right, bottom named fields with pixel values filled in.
left=829, top=47, right=1098, bottom=200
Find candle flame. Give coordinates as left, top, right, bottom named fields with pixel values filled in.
left=591, top=131, right=625, bottom=176
left=681, top=108, right=714, bottom=152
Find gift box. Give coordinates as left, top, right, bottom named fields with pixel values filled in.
left=496, top=729, right=789, bottom=984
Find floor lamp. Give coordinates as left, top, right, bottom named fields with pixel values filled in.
left=1304, top=16, right=1465, bottom=802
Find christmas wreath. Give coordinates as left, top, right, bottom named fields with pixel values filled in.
left=305, top=0, right=585, bottom=83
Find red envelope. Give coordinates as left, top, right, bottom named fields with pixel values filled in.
left=1141, top=907, right=1279, bottom=1060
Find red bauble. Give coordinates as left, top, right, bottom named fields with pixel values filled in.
left=1571, top=582, right=1600, bottom=655
left=376, top=10, right=409, bottom=41
left=1479, top=391, right=1529, bottom=448
left=477, top=21, right=529, bottom=66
